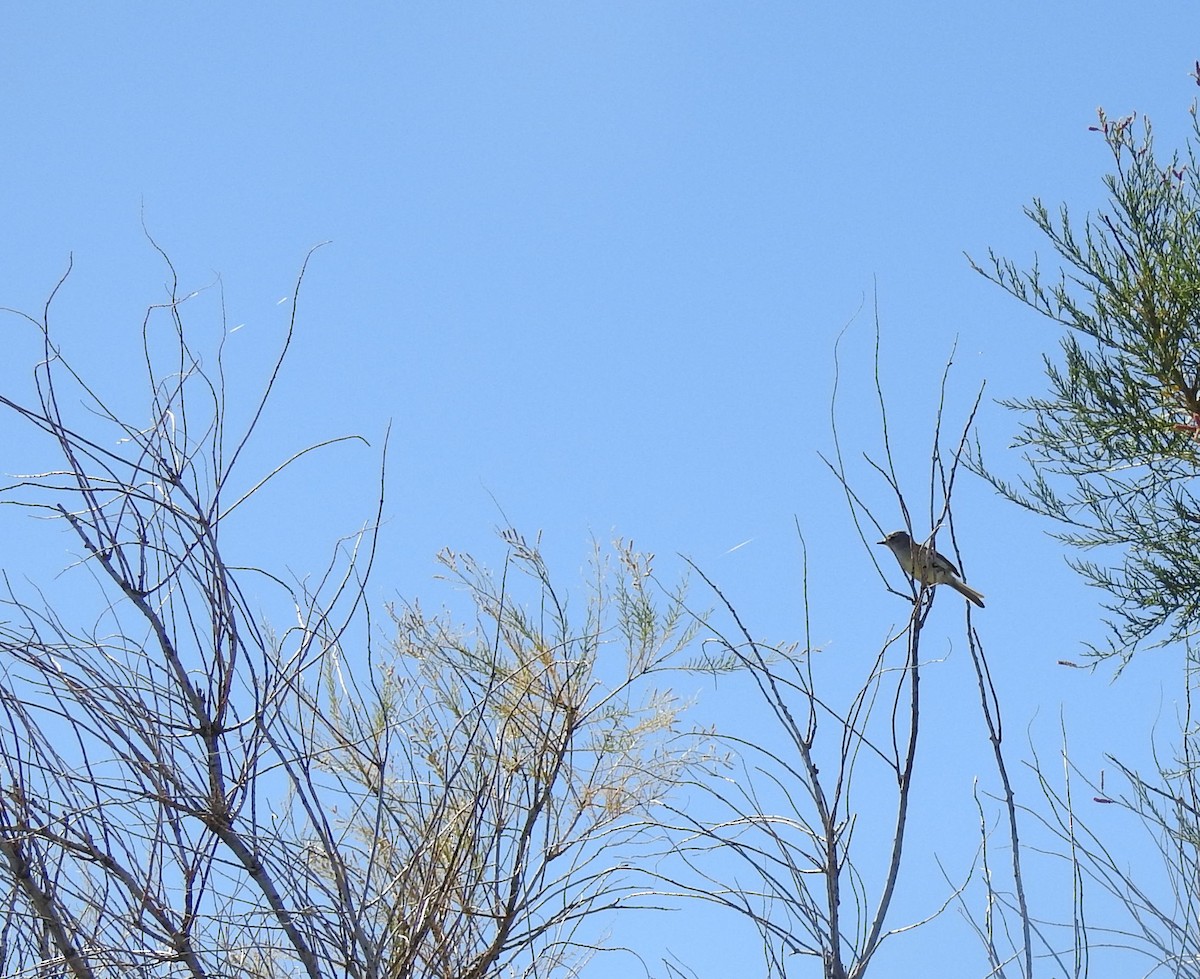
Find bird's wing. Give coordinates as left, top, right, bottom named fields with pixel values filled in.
left=936, top=553, right=962, bottom=576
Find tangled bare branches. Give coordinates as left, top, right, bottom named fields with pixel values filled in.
left=0, top=247, right=712, bottom=979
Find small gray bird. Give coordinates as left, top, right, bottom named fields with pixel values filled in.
left=877, top=530, right=985, bottom=608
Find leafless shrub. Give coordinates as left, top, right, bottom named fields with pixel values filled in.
left=0, top=245, right=713, bottom=979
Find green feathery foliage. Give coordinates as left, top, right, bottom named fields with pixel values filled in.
left=973, top=102, right=1200, bottom=658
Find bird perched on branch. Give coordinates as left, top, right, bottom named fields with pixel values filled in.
left=877, top=530, right=985, bottom=608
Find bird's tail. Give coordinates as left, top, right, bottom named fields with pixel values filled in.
left=950, top=579, right=985, bottom=608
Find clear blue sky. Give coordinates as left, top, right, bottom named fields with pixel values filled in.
left=2, top=4, right=1197, bottom=976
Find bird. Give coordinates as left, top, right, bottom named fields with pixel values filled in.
left=877, top=530, right=985, bottom=608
